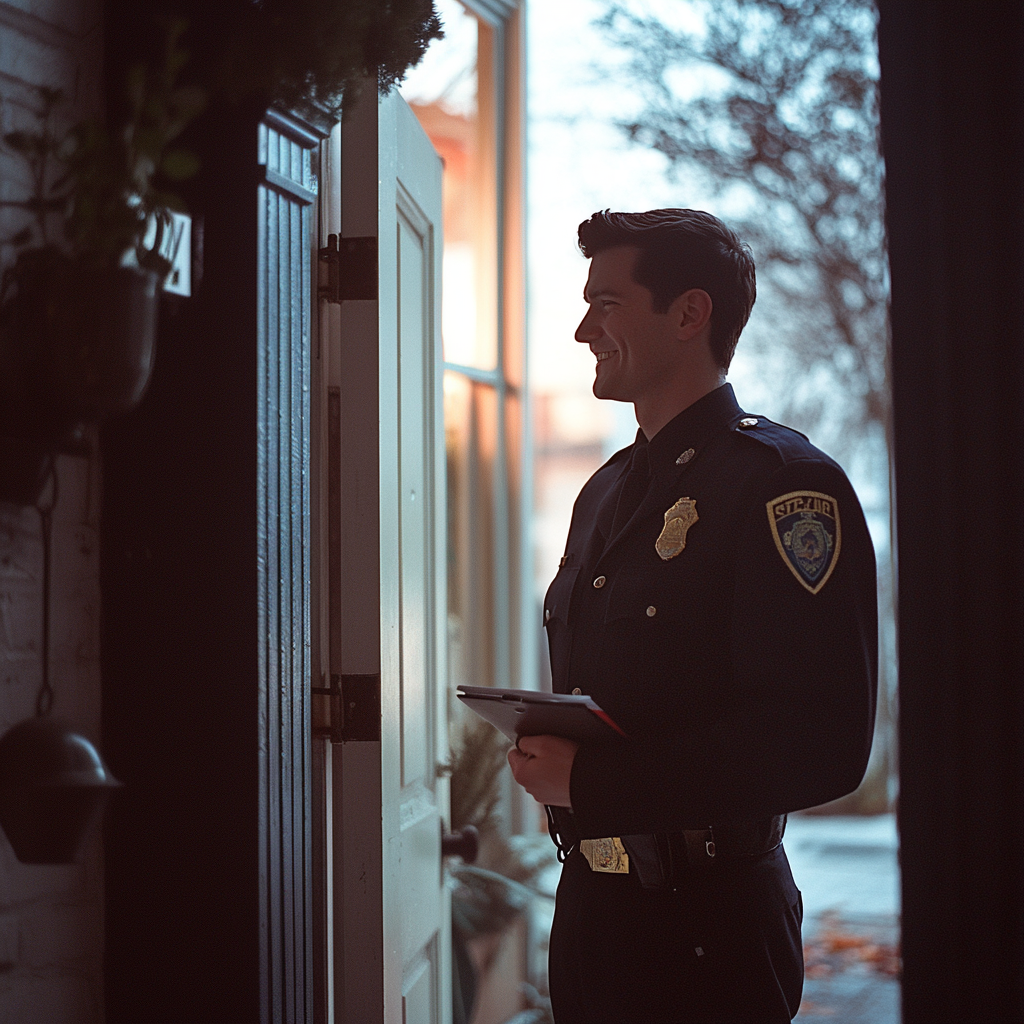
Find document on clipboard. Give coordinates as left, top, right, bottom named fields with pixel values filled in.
left=456, top=686, right=627, bottom=744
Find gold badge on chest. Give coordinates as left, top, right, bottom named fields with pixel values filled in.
left=580, top=837, right=630, bottom=873
left=655, top=497, right=699, bottom=561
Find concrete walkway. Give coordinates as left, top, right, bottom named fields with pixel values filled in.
left=785, top=813, right=901, bottom=1023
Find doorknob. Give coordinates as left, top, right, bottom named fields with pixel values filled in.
left=441, top=825, right=479, bottom=863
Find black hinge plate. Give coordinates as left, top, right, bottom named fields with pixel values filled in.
left=318, top=235, right=377, bottom=302
left=312, top=672, right=381, bottom=742
left=337, top=673, right=380, bottom=741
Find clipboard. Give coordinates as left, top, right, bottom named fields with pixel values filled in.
left=456, top=686, right=627, bottom=744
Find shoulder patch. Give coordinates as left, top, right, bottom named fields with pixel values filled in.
left=766, top=490, right=841, bottom=594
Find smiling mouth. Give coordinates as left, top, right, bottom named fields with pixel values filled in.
left=595, top=351, right=616, bottom=362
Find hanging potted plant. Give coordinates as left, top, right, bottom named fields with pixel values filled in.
left=0, top=21, right=203, bottom=470
left=195, top=0, right=443, bottom=119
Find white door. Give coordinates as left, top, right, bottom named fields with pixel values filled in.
left=324, top=88, right=450, bottom=1024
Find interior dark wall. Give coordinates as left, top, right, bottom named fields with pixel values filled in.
left=100, top=12, right=263, bottom=1015
left=879, top=4, right=1024, bottom=1021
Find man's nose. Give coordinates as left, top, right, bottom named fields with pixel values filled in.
left=575, top=309, right=598, bottom=344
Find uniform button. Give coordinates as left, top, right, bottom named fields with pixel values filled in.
left=646, top=605, right=657, bottom=617
left=544, top=608, right=551, bottom=622
left=738, top=417, right=758, bottom=428
left=593, top=575, right=606, bottom=588
left=572, top=687, right=582, bottom=695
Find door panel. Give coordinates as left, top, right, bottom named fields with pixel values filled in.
left=330, top=88, right=449, bottom=1024
left=398, top=203, right=432, bottom=791
left=404, top=952, right=437, bottom=1024
left=384, top=99, right=449, bottom=1024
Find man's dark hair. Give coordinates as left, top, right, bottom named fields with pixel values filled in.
left=577, top=209, right=756, bottom=370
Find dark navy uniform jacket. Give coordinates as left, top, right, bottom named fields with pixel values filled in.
left=544, top=384, right=878, bottom=842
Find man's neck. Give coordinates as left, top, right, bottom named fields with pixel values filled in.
left=635, top=370, right=728, bottom=440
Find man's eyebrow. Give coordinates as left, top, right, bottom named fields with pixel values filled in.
left=583, top=287, right=624, bottom=302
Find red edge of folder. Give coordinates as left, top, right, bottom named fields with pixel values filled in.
left=590, top=706, right=627, bottom=738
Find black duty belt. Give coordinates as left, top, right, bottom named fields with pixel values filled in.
left=614, top=815, right=787, bottom=890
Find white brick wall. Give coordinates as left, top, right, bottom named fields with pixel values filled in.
left=0, top=2, right=105, bottom=1021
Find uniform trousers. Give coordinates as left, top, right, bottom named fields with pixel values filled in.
left=548, top=844, right=803, bottom=1023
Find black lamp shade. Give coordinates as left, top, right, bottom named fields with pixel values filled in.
left=0, top=718, right=121, bottom=864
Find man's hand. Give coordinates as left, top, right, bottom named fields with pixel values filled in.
left=507, top=734, right=579, bottom=808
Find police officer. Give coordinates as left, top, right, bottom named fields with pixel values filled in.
left=508, top=209, right=877, bottom=1023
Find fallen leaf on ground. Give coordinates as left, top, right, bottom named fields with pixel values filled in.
left=803, top=911, right=901, bottom=980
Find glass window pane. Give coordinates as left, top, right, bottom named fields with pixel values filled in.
left=444, top=371, right=499, bottom=691
left=402, top=0, right=498, bottom=371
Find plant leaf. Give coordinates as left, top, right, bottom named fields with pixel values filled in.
left=132, top=127, right=165, bottom=161
left=160, top=149, right=200, bottom=181
left=171, top=85, right=207, bottom=114
left=35, top=86, right=64, bottom=108
left=3, top=131, right=39, bottom=154
left=126, top=65, right=147, bottom=112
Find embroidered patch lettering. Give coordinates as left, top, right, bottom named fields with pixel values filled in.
left=767, top=490, right=841, bottom=594
left=655, top=497, right=698, bottom=561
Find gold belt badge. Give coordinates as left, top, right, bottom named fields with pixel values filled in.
left=655, top=497, right=699, bottom=561
left=580, top=837, right=629, bottom=873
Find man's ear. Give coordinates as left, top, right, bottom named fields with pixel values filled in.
left=671, top=288, right=713, bottom=341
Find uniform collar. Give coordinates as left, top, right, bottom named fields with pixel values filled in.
left=642, top=383, right=742, bottom=477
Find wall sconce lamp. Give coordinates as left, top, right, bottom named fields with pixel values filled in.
left=0, top=461, right=120, bottom=864
left=0, top=718, right=120, bottom=864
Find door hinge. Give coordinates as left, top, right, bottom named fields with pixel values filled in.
left=313, top=672, right=381, bottom=742
left=318, top=235, right=377, bottom=303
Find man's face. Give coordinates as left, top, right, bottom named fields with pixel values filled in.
left=575, top=245, right=685, bottom=405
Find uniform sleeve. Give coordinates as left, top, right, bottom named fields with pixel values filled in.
left=568, top=457, right=878, bottom=836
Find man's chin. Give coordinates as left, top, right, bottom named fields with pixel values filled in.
left=593, top=379, right=624, bottom=402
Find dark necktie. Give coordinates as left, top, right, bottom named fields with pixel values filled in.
left=608, top=442, right=651, bottom=541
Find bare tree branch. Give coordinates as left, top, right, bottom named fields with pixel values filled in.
left=595, top=0, right=888, bottom=438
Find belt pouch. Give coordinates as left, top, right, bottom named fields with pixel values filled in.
left=620, top=834, right=670, bottom=889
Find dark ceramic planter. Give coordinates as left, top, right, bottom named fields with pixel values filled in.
left=1, top=261, right=160, bottom=426
left=54, top=264, right=160, bottom=419
left=0, top=261, right=159, bottom=503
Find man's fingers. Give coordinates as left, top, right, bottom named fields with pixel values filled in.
left=517, top=734, right=579, bottom=760
left=506, top=735, right=577, bottom=808
left=516, top=734, right=547, bottom=757
left=507, top=745, right=530, bottom=781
